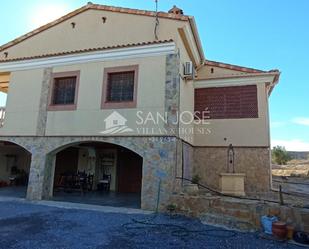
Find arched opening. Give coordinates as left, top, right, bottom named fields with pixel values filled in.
left=51, top=141, right=143, bottom=208
left=0, top=141, right=31, bottom=198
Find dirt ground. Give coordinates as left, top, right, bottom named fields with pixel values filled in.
left=272, top=159, right=309, bottom=177
left=272, top=160, right=309, bottom=197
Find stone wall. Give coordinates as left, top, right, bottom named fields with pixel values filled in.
left=170, top=194, right=309, bottom=233
left=165, top=53, right=180, bottom=135
left=193, top=147, right=271, bottom=196
left=0, top=136, right=180, bottom=210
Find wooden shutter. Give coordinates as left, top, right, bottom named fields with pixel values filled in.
left=194, top=85, right=258, bottom=119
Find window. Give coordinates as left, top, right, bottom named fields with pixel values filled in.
left=52, top=77, right=76, bottom=105
left=194, top=85, right=258, bottom=119
left=48, top=71, right=80, bottom=111
left=102, top=65, right=138, bottom=109
left=106, top=71, right=134, bottom=102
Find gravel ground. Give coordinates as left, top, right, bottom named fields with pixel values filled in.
left=0, top=201, right=302, bottom=249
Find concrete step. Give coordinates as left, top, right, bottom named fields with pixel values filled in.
left=200, top=212, right=256, bottom=232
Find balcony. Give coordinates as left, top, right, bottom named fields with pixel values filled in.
left=0, top=107, right=5, bottom=128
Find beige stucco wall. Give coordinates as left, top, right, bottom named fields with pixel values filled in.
left=194, top=83, right=270, bottom=147
left=0, top=55, right=171, bottom=136
left=178, top=32, right=195, bottom=144
left=2, top=9, right=190, bottom=60
left=0, top=57, right=271, bottom=147
left=46, top=56, right=167, bottom=136
left=197, top=65, right=249, bottom=79
left=0, top=69, right=43, bottom=135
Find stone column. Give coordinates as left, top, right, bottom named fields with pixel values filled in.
left=26, top=151, right=49, bottom=200
left=140, top=137, right=178, bottom=210
left=42, top=153, right=56, bottom=199
left=165, top=53, right=180, bottom=136
left=36, top=68, right=52, bottom=136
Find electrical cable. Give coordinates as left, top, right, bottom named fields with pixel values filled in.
left=122, top=175, right=237, bottom=240
left=176, top=177, right=309, bottom=209
left=122, top=215, right=237, bottom=239
left=154, top=0, right=160, bottom=40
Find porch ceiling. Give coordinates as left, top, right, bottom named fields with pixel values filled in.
left=0, top=73, right=10, bottom=93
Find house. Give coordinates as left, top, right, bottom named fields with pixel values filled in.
left=0, top=3, right=280, bottom=210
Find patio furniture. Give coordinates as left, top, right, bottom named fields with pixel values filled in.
left=97, top=174, right=111, bottom=192
left=87, top=174, right=94, bottom=191
left=55, top=171, right=88, bottom=195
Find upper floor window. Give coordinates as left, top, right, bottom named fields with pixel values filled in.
left=106, top=71, right=134, bottom=102
left=52, top=77, right=76, bottom=105
left=194, top=85, right=258, bottom=119
left=48, top=71, right=80, bottom=111
left=102, top=65, right=138, bottom=109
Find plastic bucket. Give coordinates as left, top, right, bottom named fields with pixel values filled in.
left=261, top=216, right=278, bottom=234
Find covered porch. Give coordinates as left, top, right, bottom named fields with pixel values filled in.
left=50, top=141, right=143, bottom=208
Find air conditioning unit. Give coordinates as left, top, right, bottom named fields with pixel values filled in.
left=183, top=61, right=194, bottom=79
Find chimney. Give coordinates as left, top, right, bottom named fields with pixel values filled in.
left=168, top=5, right=184, bottom=15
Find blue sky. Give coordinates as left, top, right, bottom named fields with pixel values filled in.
left=0, top=0, right=308, bottom=151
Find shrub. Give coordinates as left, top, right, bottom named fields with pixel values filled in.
left=192, top=174, right=201, bottom=184
left=272, top=146, right=291, bottom=165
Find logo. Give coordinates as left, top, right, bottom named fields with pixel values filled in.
left=101, top=111, right=134, bottom=134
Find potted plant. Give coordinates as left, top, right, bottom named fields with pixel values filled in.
left=166, top=203, right=177, bottom=216
left=183, top=174, right=200, bottom=194
left=192, top=175, right=201, bottom=184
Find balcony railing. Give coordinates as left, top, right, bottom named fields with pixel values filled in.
left=0, top=107, right=5, bottom=128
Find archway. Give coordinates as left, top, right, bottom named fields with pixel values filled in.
left=0, top=140, right=31, bottom=198
left=50, top=141, right=143, bottom=208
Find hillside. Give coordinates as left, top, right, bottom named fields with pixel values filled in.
left=288, top=151, right=309, bottom=160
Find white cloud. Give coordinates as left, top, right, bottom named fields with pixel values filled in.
left=271, top=139, right=309, bottom=151
left=270, top=121, right=286, bottom=128
left=292, top=117, right=309, bottom=126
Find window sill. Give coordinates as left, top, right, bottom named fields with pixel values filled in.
left=101, top=101, right=136, bottom=109
left=47, top=104, right=77, bottom=111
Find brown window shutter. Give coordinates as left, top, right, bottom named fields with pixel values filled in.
left=194, top=85, right=258, bottom=119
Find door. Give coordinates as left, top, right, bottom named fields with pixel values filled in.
left=117, top=149, right=142, bottom=193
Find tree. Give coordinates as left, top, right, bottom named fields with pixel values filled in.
left=272, top=146, right=291, bottom=165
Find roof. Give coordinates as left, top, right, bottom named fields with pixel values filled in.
left=202, top=59, right=280, bottom=96
left=205, top=59, right=279, bottom=74
left=0, top=3, right=190, bottom=52
left=0, top=40, right=173, bottom=63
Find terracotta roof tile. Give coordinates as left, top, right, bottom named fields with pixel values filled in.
left=205, top=59, right=279, bottom=74
left=0, top=40, right=174, bottom=63
left=90, top=4, right=189, bottom=21
left=0, top=3, right=189, bottom=52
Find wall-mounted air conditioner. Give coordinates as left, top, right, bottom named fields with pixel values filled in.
left=183, top=61, right=194, bottom=79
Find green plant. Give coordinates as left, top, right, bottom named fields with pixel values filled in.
left=191, top=174, right=201, bottom=184
left=272, top=146, right=291, bottom=165
left=166, top=203, right=177, bottom=212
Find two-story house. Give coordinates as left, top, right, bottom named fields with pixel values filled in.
left=0, top=3, right=279, bottom=210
